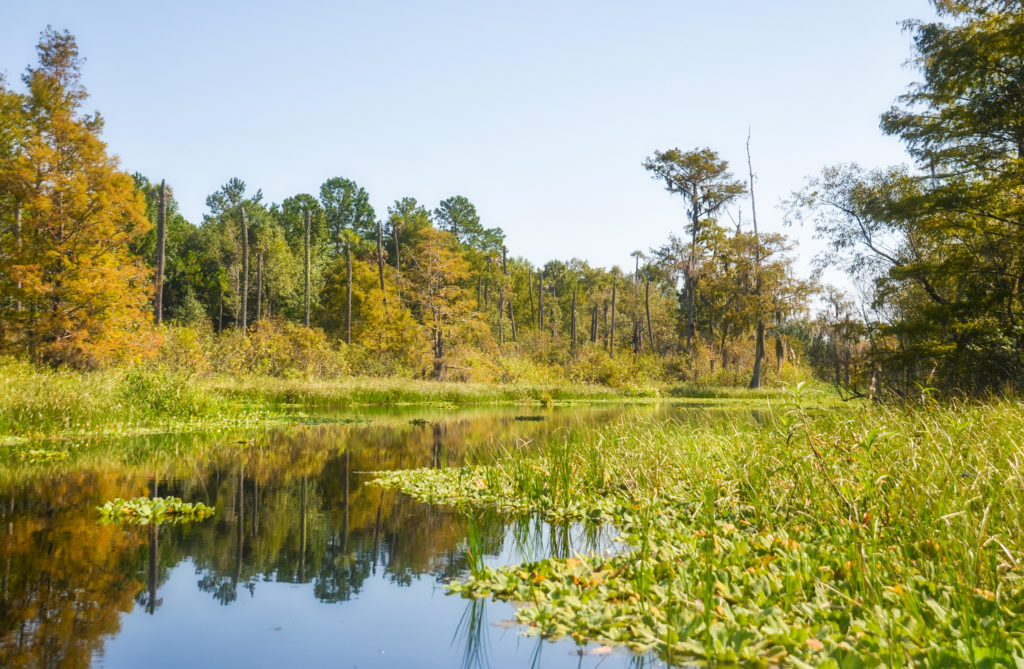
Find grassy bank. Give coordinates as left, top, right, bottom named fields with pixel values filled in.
left=373, top=390, right=1024, bottom=665
left=0, top=358, right=793, bottom=442
left=204, top=374, right=656, bottom=407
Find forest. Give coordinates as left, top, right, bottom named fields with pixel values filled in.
left=3, top=2, right=1024, bottom=667
left=4, top=2, right=1018, bottom=398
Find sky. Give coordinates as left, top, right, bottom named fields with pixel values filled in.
left=1, top=1, right=935, bottom=280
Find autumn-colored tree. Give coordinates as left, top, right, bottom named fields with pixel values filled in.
left=405, top=226, right=477, bottom=378
left=0, top=28, right=152, bottom=366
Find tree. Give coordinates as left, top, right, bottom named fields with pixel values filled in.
left=405, top=226, right=475, bottom=378
left=203, top=179, right=264, bottom=330
left=320, top=178, right=375, bottom=252
left=643, top=147, right=745, bottom=348
left=0, top=28, right=152, bottom=365
left=434, top=195, right=483, bottom=246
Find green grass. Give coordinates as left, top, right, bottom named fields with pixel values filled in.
left=1, top=357, right=795, bottom=442
left=203, top=374, right=658, bottom=406
left=372, top=388, right=1024, bottom=665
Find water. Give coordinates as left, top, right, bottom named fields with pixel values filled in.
left=0, top=404, right=689, bottom=668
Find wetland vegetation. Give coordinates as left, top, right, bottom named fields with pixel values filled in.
left=3, top=0, right=1024, bottom=666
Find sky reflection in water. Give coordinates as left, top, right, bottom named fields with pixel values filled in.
left=0, top=405, right=708, bottom=668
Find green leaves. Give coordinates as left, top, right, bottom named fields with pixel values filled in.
left=373, top=398, right=1024, bottom=664
left=97, top=496, right=215, bottom=525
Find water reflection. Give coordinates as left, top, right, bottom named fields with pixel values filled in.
left=0, top=405, right=725, bottom=668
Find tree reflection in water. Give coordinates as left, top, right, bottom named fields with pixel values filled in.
left=0, top=405, right=677, bottom=668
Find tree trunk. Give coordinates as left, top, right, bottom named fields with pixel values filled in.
left=749, top=322, right=765, bottom=389
left=509, top=300, right=517, bottom=343
left=747, top=130, right=766, bottom=389
left=154, top=180, right=166, bottom=325
left=775, top=335, right=785, bottom=375
left=240, top=206, right=248, bottom=330
left=570, top=284, right=578, bottom=350
left=303, top=209, right=311, bottom=327
left=218, top=284, right=224, bottom=332
left=392, top=223, right=401, bottom=276
left=256, top=249, right=263, bottom=322
left=720, top=325, right=728, bottom=370
left=477, top=276, right=482, bottom=310
left=610, top=276, right=617, bottom=358
left=645, top=279, right=655, bottom=354
left=538, top=272, right=544, bottom=331
left=484, top=257, right=490, bottom=309
left=392, top=222, right=401, bottom=301
left=590, top=305, right=598, bottom=343
left=686, top=225, right=697, bottom=349
left=528, top=268, right=535, bottom=327
left=14, top=205, right=22, bottom=313
left=602, top=300, right=609, bottom=350
left=345, top=242, right=352, bottom=345
left=376, top=219, right=386, bottom=302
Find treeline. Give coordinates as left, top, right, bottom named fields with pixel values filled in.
left=793, top=0, right=1024, bottom=396
left=0, top=28, right=818, bottom=388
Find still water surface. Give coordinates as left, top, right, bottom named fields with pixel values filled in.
left=0, top=405, right=692, bottom=668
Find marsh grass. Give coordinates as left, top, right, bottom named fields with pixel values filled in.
left=374, top=390, right=1024, bottom=665
left=204, top=375, right=659, bottom=406
left=0, top=358, right=687, bottom=442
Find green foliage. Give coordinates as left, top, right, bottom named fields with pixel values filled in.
left=98, top=496, right=214, bottom=525
left=375, top=395, right=1024, bottom=663
left=796, top=2, right=1024, bottom=394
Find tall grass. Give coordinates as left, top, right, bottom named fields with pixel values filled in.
left=377, top=392, right=1024, bottom=664
left=0, top=358, right=235, bottom=440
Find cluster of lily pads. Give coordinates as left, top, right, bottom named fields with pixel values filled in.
left=16, top=448, right=70, bottom=462
left=373, top=398, right=1024, bottom=665
left=98, top=496, right=215, bottom=525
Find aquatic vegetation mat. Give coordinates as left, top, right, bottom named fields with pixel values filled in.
left=373, top=393, right=1024, bottom=665
left=98, top=496, right=215, bottom=525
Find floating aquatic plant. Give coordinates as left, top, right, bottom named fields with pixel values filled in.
left=98, top=496, right=215, bottom=525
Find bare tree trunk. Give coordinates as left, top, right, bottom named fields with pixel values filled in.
left=747, top=131, right=765, bottom=389
left=477, top=276, right=482, bottom=310
left=590, top=305, right=598, bottom=343
left=345, top=242, right=352, bottom=344
left=509, top=300, right=517, bottom=343
left=154, top=180, right=166, bottom=325
left=392, top=223, right=401, bottom=276
left=256, top=249, right=263, bottom=322
left=528, top=268, right=535, bottom=327
left=721, top=325, right=728, bottom=370
left=218, top=284, right=224, bottom=332
left=240, top=205, right=249, bottom=330
left=645, top=279, right=655, bottom=354
left=303, top=209, right=311, bottom=327
left=610, top=276, right=617, bottom=358
left=484, top=257, right=490, bottom=309
left=14, top=205, right=22, bottom=313
left=776, top=334, right=785, bottom=375
left=376, top=219, right=386, bottom=302
left=538, top=272, right=544, bottom=331
left=602, top=300, right=609, bottom=350
left=570, top=284, right=578, bottom=351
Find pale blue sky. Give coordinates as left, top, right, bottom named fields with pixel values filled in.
left=2, top=1, right=933, bottom=276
